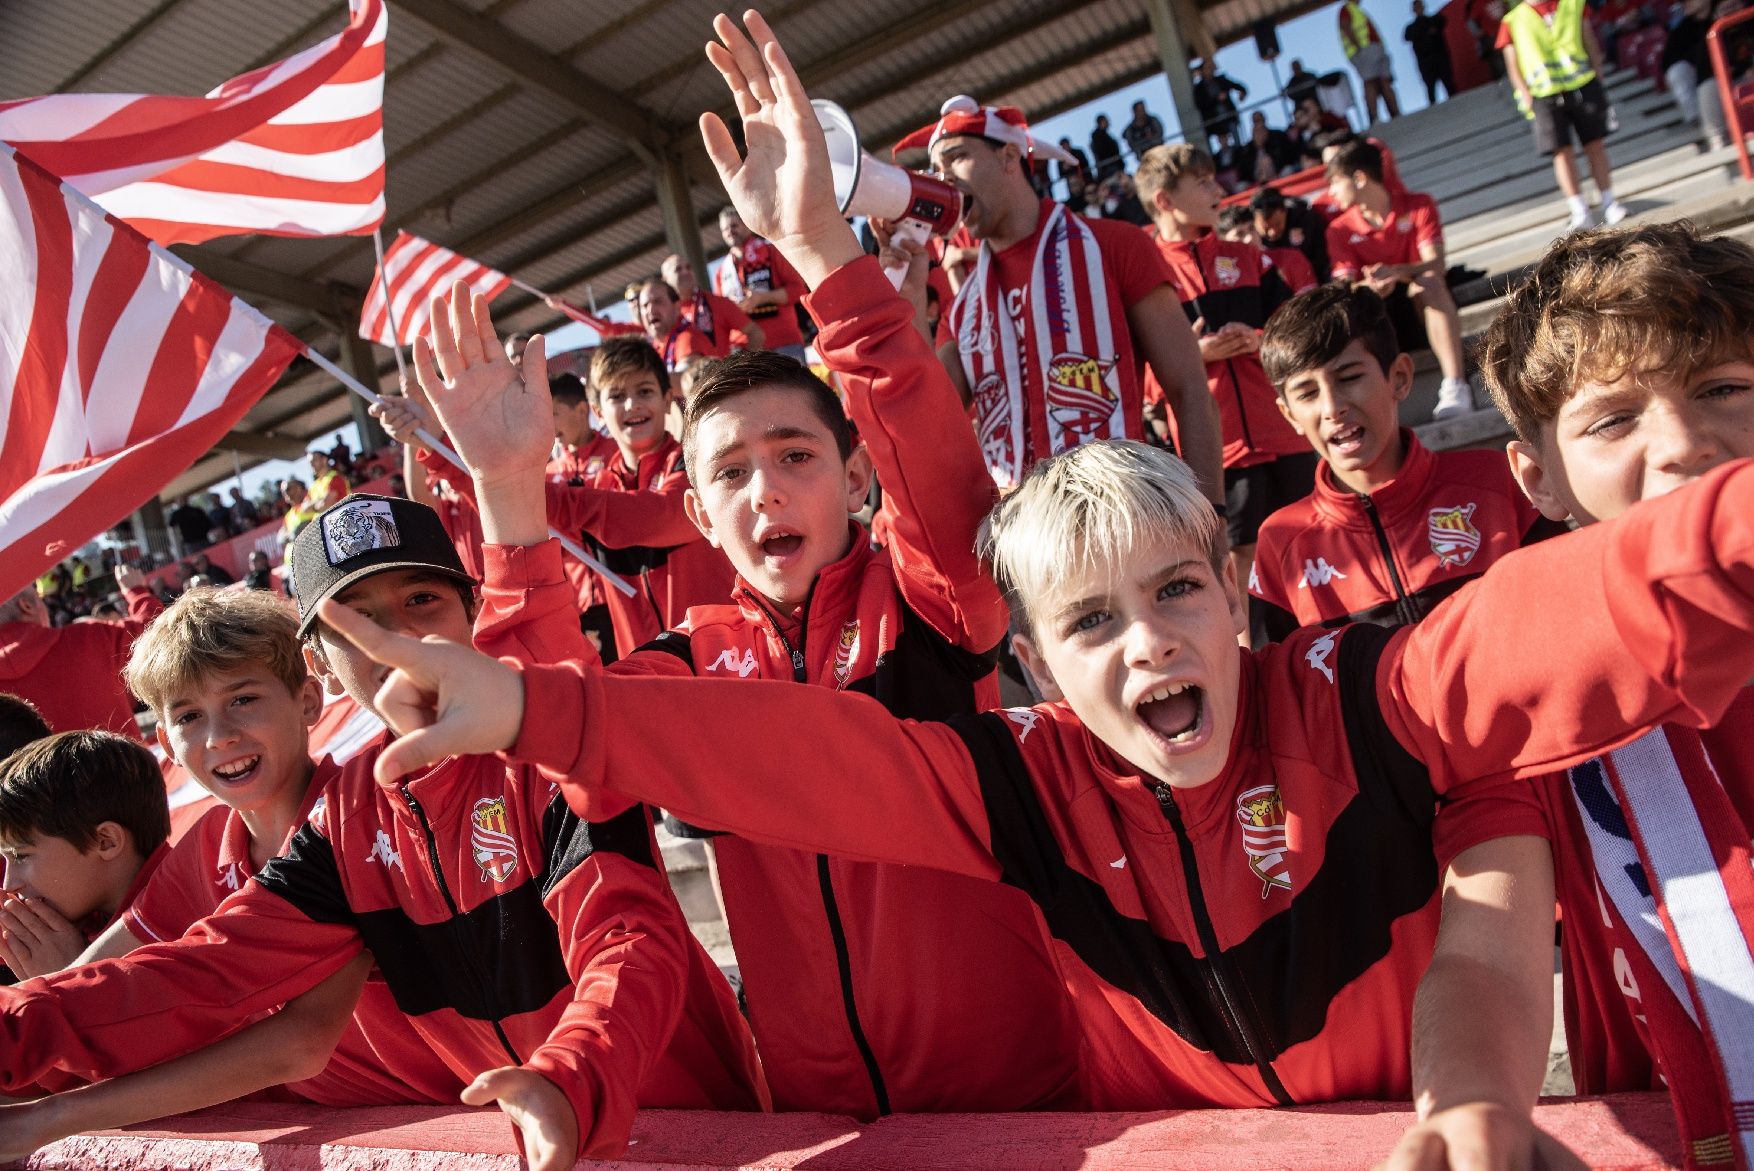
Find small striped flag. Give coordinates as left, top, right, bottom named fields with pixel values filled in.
left=359, top=230, right=512, bottom=349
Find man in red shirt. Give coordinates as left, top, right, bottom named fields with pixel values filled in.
left=1325, top=139, right=1474, bottom=420
left=908, top=95, right=1221, bottom=501
left=0, top=564, right=160, bottom=740
left=636, top=278, right=713, bottom=392
left=660, top=252, right=763, bottom=358
left=714, top=208, right=810, bottom=362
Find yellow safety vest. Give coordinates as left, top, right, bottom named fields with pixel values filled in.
left=1340, top=2, right=1376, bottom=58
left=1503, top=0, right=1596, bottom=97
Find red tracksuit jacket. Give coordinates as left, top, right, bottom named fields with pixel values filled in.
left=0, top=545, right=765, bottom=1157
left=526, top=256, right=1081, bottom=1117
left=513, top=460, right=1754, bottom=1109
left=0, top=586, right=162, bottom=739
left=1250, top=431, right=1569, bottom=642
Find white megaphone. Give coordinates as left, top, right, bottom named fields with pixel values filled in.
left=813, top=99, right=963, bottom=291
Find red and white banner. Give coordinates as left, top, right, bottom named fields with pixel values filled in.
left=0, top=143, right=302, bottom=600
left=360, top=230, right=512, bottom=349
left=0, top=0, right=385, bottom=246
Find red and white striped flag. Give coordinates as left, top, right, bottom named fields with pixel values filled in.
left=0, top=0, right=385, bottom=246
left=0, top=143, right=302, bottom=599
left=360, top=230, right=513, bottom=348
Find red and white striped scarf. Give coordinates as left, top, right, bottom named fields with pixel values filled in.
left=719, top=240, right=773, bottom=306
left=950, top=203, right=1128, bottom=489
left=1569, top=725, right=1754, bottom=1169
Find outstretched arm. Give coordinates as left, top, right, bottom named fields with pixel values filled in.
left=0, top=955, right=370, bottom=1165
left=1130, top=286, right=1225, bottom=507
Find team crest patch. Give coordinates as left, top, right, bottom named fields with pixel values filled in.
left=1427, top=503, right=1481, bottom=568
left=584, top=456, right=606, bottom=477
left=321, top=499, right=400, bottom=565
left=1214, top=256, right=1241, bottom=287
left=470, top=796, right=518, bottom=882
left=1044, top=351, right=1118, bottom=439
left=1235, top=784, right=1292, bottom=896
left=831, top=620, right=860, bottom=689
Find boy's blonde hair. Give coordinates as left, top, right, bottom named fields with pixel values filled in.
left=978, top=440, right=1225, bottom=635
left=1134, top=144, right=1215, bottom=211
left=1482, top=222, right=1754, bottom=445
left=125, top=587, right=307, bottom=715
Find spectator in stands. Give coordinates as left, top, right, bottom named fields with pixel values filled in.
left=306, top=450, right=349, bottom=512
left=279, top=479, right=319, bottom=546
left=0, top=731, right=170, bottom=979
left=1096, top=171, right=1152, bottom=224
left=1193, top=58, right=1249, bottom=149
left=1662, top=0, right=1731, bottom=149
left=0, top=694, right=50, bottom=764
left=1056, top=137, right=1091, bottom=213
left=243, top=550, right=274, bottom=592
left=0, top=565, right=157, bottom=741
left=1284, top=57, right=1324, bottom=107
left=327, top=437, right=353, bottom=477
left=202, top=496, right=232, bottom=542
left=227, top=487, right=259, bottom=532
left=1089, top=113, right=1124, bottom=181
left=1499, top=0, right=1628, bottom=229
left=165, top=497, right=212, bottom=555
left=660, top=252, right=765, bottom=357
left=1341, top=0, right=1403, bottom=120
left=190, top=552, right=234, bottom=588
left=1234, top=110, right=1299, bottom=185
left=1324, top=140, right=1474, bottom=418
left=1121, top=99, right=1167, bottom=160
left=1252, top=185, right=1333, bottom=281
left=1219, top=205, right=1319, bottom=292
left=1290, top=95, right=1350, bottom=155
left=715, top=207, right=810, bottom=362
left=1406, top=0, right=1459, bottom=101
left=637, top=278, right=712, bottom=393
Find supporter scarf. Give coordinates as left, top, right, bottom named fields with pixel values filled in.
left=950, top=202, right=1125, bottom=489
left=720, top=241, right=775, bottom=317
left=1569, top=726, right=1754, bottom=1169
left=687, top=291, right=716, bottom=346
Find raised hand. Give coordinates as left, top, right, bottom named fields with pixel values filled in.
left=460, top=1067, right=579, bottom=1171
left=699, top=9, right=860, bottom=288
left=370, top=378, right=439, bottom=453
left=113, top=564, right=145, bottom=593
left=412, top=281, right=553, bottom=489
left=316, top=599, right=525, bottom=783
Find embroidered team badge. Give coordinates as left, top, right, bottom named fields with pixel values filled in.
left=584, top=456, right=607, bottom=477
left=1427, top=503, right=1481, bottom=568
left=470, top=796, right=518, bottom=882
left=1214, top=256, right=1241, bottom=287
left=1235, top=784, right=1292, bottom=896
left=321, top=499, right=400, bottom=565
left=831, top=620, right=860, bottom=689
left=1043, top=351, right=1119, bottom=442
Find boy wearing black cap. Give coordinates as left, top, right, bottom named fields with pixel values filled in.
left=0, top=492, right=765, bottom=1169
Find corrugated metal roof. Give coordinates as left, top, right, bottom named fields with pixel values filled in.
left=3, top=0, right=1333, bottom=500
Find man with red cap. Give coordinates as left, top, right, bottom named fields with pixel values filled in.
left=903, top=96, right=1221, bottom=502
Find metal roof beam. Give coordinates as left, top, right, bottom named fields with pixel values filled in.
left=389, top=0, right=669, bottom=155
left=181, top=251, right=361, bottom=319
left=55, top=0, right=190, bottom=90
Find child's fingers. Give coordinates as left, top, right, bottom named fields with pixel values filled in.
left=427, top=295, right=462, bottom=384
left=412, top=337, right=445, bottom=404
left=449, top=282, right=485, bottom=371
left=700, top=112, right=745, bottom=182
left=0, top=907, right=37, bottom=951
left=372, top=669, right=438, bottom=741
left=521, top=334, right=548, bottom=393
left=315, top=600, right=428, bottom=674
left=749, top=12, right=807, bottom=107
left=719, top=11, right=774, bottom=109
left=372, top=724, right=455, bottom=785
left=467, top=289, right=500, bottom=368
left=704, top=38, right=760, bottom=122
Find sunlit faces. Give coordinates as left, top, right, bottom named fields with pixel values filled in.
left=1013, top=531, right=1247, bottom=792
left=1326, top=169, right=1362, bottom=210
left=929, top=135, right=1019, bottom=240
left=157, top=667, right=322, bottom=819
left=595, top=370, right=670, bottom=464
left=309, top=569, right=475, bottom=714
left=1158, top=170, right=1224, bottom=232
left=552, top=396, right=594, bottom=448
left=0, top=829, right=125, bottom=924
left=1510, top=360, right=1754, bottom=524
left=1276, top=339, right=1414, bottom=492
left=719, top=208, right=751, bottom=250
left=638, top=281, right=681, bottom=340
left=661, top=254, right=696, bottom=299
left=682, top=385, right=870, bottom=610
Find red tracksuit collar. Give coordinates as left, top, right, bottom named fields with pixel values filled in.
left=1309, top=429, right=1436, bottom=529
left=733, top=521, right=872, bottom=643
left=606, top=435, right=680, bottom=489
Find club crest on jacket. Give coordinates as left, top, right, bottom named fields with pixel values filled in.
left=1236, top=784, right=1292, bottom=897
left=471, top=795, right=518, bottom=882
left=1427, top=503, right=1481, bottom=568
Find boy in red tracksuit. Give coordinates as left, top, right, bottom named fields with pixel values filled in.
left=545, top=372, right=620, bottom=659
left=1250, top=284, right=1566, bottom=645
left=325, top=434, right=1754, bottom=1116
left=412, top=22, right=1081, bottom=1119
left=1217, top=206, right=1317, bottom=295
left=0, top=565, right=161, bottom=740
left=0, top=493, right=765, bottom=1167
left=1135, top=144, right=1314, bottom=600
left=1386, top=224, right=1754, bottom=1171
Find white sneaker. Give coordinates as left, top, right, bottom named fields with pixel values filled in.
left=1567, top=207, right=1593, bottom=231
left=1602, top=200, right=1628, bottom=225
left=1433, top=378, right=1473, bottom=419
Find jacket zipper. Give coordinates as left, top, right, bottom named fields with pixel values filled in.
left=400, top=783, right=522, bottom=1065
left=744, top=584, right=892, bottom=1115
left=1359, top=495, right=1418, bottom=625
left=1226, top=359, right=1255, bottom=452
left=1152, top=783, right=1293, bottom=1106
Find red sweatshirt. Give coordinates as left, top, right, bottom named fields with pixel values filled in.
left=1250, top=431, right=1567, bottom=642
left=0, top=545, right=765, bottom=1157
left=513, top=460, right=1754, bottom=1108
left=122, top=759, right=465, bottom=1107
left=0, top=587, right=162, bottom=739
left=547, top=434, right=622, bottom=616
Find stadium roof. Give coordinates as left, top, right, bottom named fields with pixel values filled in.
left=4, top=0, right=1330, bottom=500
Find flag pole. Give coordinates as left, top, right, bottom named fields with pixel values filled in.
left=371, top=229, right=411, bottom=387
left=302, top=344, right=636, bottom=598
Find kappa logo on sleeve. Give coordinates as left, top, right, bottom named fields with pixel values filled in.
left=1305, top=631, right=1339, bottom=683
left=216, top=861, right=248, bottom=892
left=706, top=647, right=758, bottom=678
left=1297, top=557, right=1348, bottom=589
left=366, top=829, right=402, bottom=871
left=1005, top=708, right=1043, bottom=742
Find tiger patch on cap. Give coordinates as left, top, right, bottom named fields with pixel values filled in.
left=321, top=499, right=401, bottom=565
